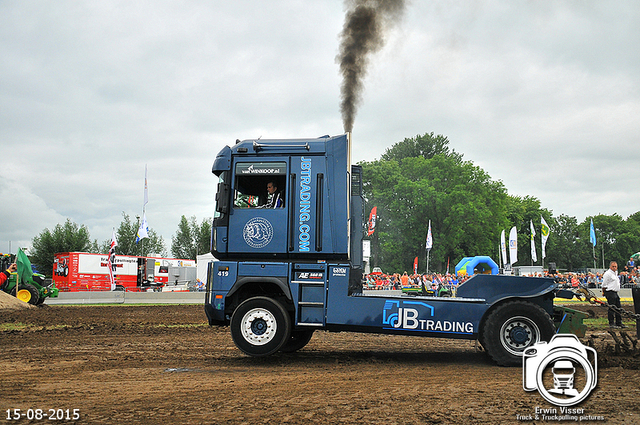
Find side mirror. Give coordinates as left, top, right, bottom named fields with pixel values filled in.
left=215, top=182, right=230, bottom=214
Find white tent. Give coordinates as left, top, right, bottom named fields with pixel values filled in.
left=196, top=253, right=217, bottom=285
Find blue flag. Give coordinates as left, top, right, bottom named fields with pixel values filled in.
left=589, top=219, right=596, bottom=247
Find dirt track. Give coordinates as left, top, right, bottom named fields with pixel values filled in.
left=1, top=304, right=639, bottom=424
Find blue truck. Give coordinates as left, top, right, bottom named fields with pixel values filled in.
left=204, top=133, right=584, bottom=366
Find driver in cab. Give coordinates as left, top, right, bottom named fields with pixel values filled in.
left=262, top=181, right=283, bottom=208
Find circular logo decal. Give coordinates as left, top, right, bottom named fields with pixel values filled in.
left=243, top=217, right=274, bottom=249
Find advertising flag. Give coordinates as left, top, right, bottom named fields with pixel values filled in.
left=16, top=248, right=33, bottom=284
left=108, top=230, right=118, bottom=291
left=413, top=257, right=418, bottom=274
left=589, top=219, right=596, bottom=247
left=541, top=216, right=550, bottom=259
left=425, top=220, right=433, bottom=250
left=500, top=230, right=507, bottom=268
left=530, top=220, right=537, bottom=263
left=136, top=214, right=149, bottom=243
left=367, top=207, right=377, bottom=236
left=509, top=226, right=518, bottom=265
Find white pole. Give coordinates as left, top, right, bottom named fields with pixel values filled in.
left=426, top=249, right=430, bottom=274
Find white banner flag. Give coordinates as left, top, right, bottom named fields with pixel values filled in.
left=509, top=226, right=518, bottom=265
left=136, top=214, right=149, bottom=243
left=108, top=230, right=118, bottom=291
left=541, top=216, right=550, bottom=259
left=530, top=220, right=537, bottom=263
left=425, top=220, right=433, bottom=250
left=500, top=230, right=507, bottom=268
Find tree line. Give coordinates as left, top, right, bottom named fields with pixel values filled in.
left=26, top=132, right=638, bottom=277
left=30, top=213, right=210, bottom=277
left=361, top=133, right=640, bottom=274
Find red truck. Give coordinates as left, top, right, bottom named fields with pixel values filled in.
left=53, top=252, right=195, bottom=292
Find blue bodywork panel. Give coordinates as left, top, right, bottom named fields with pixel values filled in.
left=455, top=274, right=556, bottom=305
left=204, top=261, right=557, bottom=341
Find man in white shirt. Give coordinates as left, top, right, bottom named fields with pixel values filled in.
left=601, top=261, right=625, bottom=328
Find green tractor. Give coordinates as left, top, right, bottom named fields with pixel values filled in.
left=402, top=281, right=452, bottom=297
left=1, top=252, right=59, bottom=306
left=2, top=272, right=59, bottom=305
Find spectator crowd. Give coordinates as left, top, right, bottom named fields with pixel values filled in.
left=363, top=271, right=471, bottom=295
left=365, top=256, right=640, bottom=294
left=527, top=258, right=640, bottom=289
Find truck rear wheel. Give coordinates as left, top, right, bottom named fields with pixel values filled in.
left=280, top=330, right=314, bottom=353
left=13, top=284, right=40, bottom=305
left=481, top=301, right=555, bottom=367
left=230, top=297, right=291, bottom=356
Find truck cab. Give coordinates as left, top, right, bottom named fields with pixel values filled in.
left=210, top=133, right=361, bottom=263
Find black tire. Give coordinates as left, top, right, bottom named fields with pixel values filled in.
left=230, top=297, right=291, bottom=357
left=279, top=330, right=314, bottom=353
left=481, top=301, right=555, bottom=367
left=13, top=284, right=40, bottom=305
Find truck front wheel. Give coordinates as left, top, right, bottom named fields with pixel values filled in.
left=280, top=330, right=314, bottom=353
left=481, top=301, right=555, bottom=367
left=230, top=297, right=291, bottom=356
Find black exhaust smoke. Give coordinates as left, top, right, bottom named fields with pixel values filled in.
left=337, top=0, right=406, bottom=133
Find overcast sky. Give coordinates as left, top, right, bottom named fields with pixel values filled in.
left=1, top=1, right=639, bottom=255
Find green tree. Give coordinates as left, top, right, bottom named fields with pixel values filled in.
left=618, top=213, right=640, bottom=267
left=361, top=134, right=510, bottom=273
left=545, top=214, right=585, bottom=271
left=100, top=212, right=166, bottom=257
left=380, top=132, right=463, bottom=163
left=588, top=213, right=633, bottom=269
left=534, top=212, right=640, bottom=272
left=171, top=215, right=212, bottom=260
left=31, top=219, right=94, bottom=277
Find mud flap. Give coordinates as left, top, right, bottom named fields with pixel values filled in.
left=553, top=306, right=588, bottom=338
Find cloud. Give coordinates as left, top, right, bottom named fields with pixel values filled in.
left=0, top=167, right=66, bottom=250
left=1, top=0, right=638, bottom=254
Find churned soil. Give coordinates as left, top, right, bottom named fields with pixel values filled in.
left=0, top=291, right=34, bottom=310
left=1, top=304, right=639, bottom=424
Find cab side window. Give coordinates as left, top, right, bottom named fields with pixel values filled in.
left=233, top=162, right=286, bottom=209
